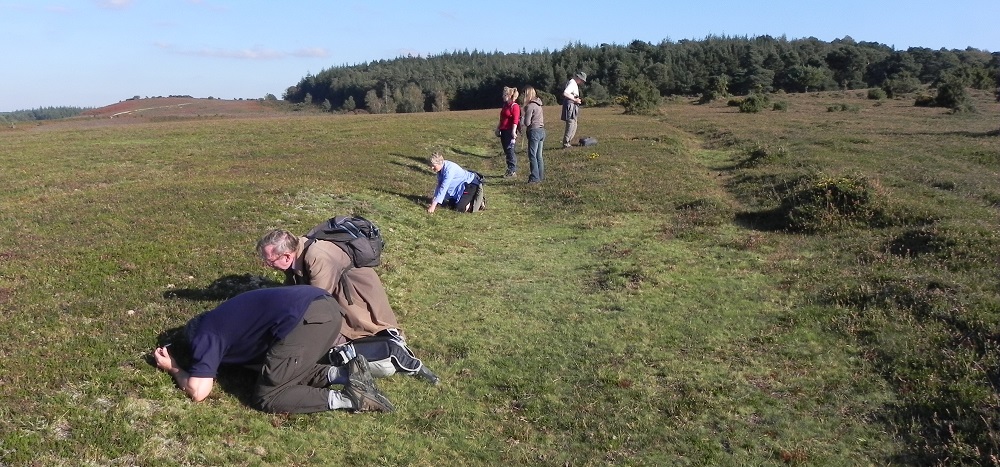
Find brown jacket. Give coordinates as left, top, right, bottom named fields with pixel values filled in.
left=284, top=237, right=400, bottom=341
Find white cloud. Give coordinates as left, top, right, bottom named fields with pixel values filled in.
left=96, top=0, right=133, bottom=9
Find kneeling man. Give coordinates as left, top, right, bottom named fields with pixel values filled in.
left=152, top=285, right=393, bottom=413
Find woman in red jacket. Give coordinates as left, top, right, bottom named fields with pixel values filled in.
left=497, top=86, right=521, bottom=178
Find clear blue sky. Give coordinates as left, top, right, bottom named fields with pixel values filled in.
left=2, top=0, right=998, bottom=112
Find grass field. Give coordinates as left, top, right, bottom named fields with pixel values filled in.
left=1, top=90, right=999, bottom=466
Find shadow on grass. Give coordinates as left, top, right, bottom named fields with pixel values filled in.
left=449, top=146, right=492, bottom=159
left=734, top=209, right=790, bottom=232
left=902, top=129, right=1000, bottom=138
left=388, top=158, right=432, bottom=179
left=374, top=188, right=431, bottom=208
left=164, top=273, right=281, bottom=301
left=390, top=152, right=432, bottom=169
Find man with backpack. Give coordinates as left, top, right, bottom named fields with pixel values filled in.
left=256, top=222, right=439, bottom=384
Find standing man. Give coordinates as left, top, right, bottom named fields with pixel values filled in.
left=151, top=285, right=394, bottom=413
left=561, top=71, right=587, bottom=148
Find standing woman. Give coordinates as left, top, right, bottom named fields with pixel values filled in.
left=520, top=86, right=545, bottom=183
left=497, top=86, right=521, bottom=178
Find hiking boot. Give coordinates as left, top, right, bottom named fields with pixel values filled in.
left=413, top=365, right=440, bottom=385
left=344, top=355, right=395, bottom=413
left=346, top=354, right=375, bottom=386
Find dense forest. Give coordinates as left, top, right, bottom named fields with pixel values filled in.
left=284, top=35, right=1000, bottom=113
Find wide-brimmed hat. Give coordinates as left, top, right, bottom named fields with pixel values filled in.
left=574, top=71, right=587, bottom=82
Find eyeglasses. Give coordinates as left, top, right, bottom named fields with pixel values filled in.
left=262, top=252, right=287, bottom=266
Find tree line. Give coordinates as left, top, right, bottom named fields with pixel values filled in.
left=1, top=106, right=91, bottom=123
left=283, top=35, right=999, bottom=113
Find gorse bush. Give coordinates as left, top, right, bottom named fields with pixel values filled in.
left=738, top=93, right=769, bottom=113
left=913, top=94, right=936, bottom=107
left=867, top=88, right=887, bottom=100
left=772, top=100, right=788, bottom=111
left=827, top=103, right=860, bottom=112
left=935, top=80, right=976, bottom=113
left=619, top=76, right=661, bottom=114
left=781, top=174, right=888, bottom=232
left=698, top=90, right=722, bottom=104
left=739, top=141, right=788, bottom=168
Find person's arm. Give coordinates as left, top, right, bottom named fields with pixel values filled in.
left=563, top=82, right=575, bottom=102
left=512, top=103, right=521, bottom=140
left=564, top=81, right=581, bottom=104
left=153, top=346, right=215, bottom=402
left=431, top=165, right=458, bottom=209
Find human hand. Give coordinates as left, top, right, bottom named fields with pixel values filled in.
left=153, top=346, right=178, bottom=374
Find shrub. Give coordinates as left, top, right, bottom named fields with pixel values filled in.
left=781, top=174, right=888, bottom=232
left=619, top=76, right=661, bottom=114
left=740, top=141, right=788, bottom=167
left=867, top=88, right=886, bottom=100
left=738, top=94, right=769, bottom=113
left=772, top=101, right=788, bottom=111
left=536, top=90, right=558, bottom=107
left=726, top=98, right=743, bottom=107
left=699, top=90, right=723, bottom=104
left=913, top=94, right=936, bottom=107
left=827, top=103, right=859, bottom=112
left=935, top=80, right=976, bottom=113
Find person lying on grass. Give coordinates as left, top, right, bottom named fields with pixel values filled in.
left=256, top=229, right=440, bottom=384
left=151, top=285, right=393, bottom=413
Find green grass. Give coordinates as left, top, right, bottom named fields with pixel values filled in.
left=1, top=90, right=999, bottom=465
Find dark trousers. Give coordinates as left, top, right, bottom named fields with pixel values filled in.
left=253, top=296, right=343, bottom=413
left=500, top=129, right=517, bottom=173
left=450, top=180, right=480, bottom=212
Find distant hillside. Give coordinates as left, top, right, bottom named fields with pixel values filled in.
left=83, top=97, right=276, bottom=119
